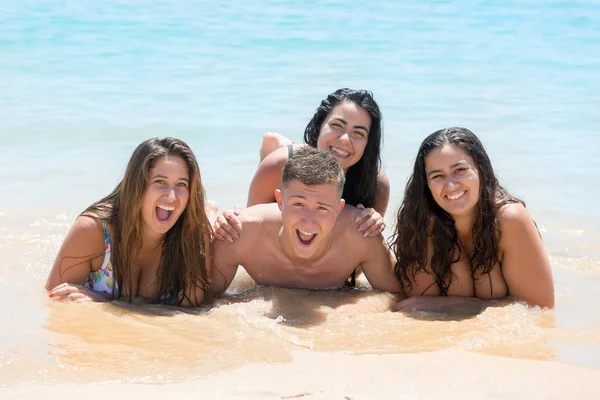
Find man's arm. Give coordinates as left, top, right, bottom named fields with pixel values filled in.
left=359, top=234, right=405, bottom=296
left=210, top=237, right=241, bottom=295
left=210, top=205, right=269, bottom=295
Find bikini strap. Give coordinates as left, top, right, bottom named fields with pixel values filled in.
left=101, top=221, right=111, bottom=246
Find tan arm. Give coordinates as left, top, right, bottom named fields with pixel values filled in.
left=400, top=236, right=442, bottom=297
left=247, top=146, right=289, bottom=207
left=373, top=169, right=390, bottom=216
left=45, top=215, right=106, bottom=291
left=360, top=234, right=405, bottom=295
left=499, top=203, right=554, bottom=308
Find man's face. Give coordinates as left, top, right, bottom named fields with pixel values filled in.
left=275, top=179, right=345, bottom=260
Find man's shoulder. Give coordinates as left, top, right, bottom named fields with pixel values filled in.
left=225, top=203, right=282, bottom=251
left=336, top=205, right=369, bottom=240
left=335, top=206, right=388, bottom=252
left=331, top=207, right=363, bottom=247
left=337, top=204, right=359, bottom=228
left=214, top=204, right=280, bottom=256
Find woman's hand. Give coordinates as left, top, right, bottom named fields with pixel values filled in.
left=48, top=283, right=109, bottom=303
left=354, top=204, right=386, bottom=237
left=213, top=206, right=242, bottom=242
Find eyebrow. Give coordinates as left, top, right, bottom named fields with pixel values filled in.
left=290, top=195, right=334, bottom=208
left=152, top=174, right=189, bottom=182
left=331, top=117, right=369, bottom=134
left=426, top=161, right=469, bottom=177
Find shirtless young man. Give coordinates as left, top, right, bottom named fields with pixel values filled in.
left=211, top=147, right=403, bottom=295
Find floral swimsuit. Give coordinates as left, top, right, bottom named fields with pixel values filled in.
left=84, top=222, right=117, bottom=297
left=83, top=222, right=176, bottom=302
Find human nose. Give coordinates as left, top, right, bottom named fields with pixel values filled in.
left=444, top=175, right=459, bottom=189
left=337, top=130, right=351, bottom=143
left=166, top=186, right=177, bottom=200
left=301, top=209, right=317, bottom=226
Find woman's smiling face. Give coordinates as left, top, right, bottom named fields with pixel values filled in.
left=316, top=101, right=371, bottom=172
left=425, top=143, right=481, bottom=218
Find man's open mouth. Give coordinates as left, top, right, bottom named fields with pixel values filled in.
left=296, top=229, right=316, bottom=245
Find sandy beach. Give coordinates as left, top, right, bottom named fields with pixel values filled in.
left=3, top=350, right=598, bottom=399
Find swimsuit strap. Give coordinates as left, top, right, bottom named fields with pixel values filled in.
left=84, top=220, right=117, bottom=297
left=102, top=221, right=111, bottom=246
left=287, top=144, right=294, bottom=158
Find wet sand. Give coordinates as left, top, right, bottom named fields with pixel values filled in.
left=2, top=350, right=598, bottom=399
left=1, top=200, right=599, bottom=400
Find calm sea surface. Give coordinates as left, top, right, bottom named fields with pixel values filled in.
left=1, top=0, right=599, bottom=386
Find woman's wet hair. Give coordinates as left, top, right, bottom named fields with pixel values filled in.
left=391, top=127, right=523, bottom=295
left=303, top=88, right=383, bottom=208
left=79, top=137, right=211, bottom=305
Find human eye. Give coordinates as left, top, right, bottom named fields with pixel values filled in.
left=430, top=174, right=442, bottom=180
left=177, top=181, right=188, bottom=188
left=352, top=131, right=366, bottom=138
left=154, top=179, right=166, bottom=185
left=455, top=167, right=467, bottom=174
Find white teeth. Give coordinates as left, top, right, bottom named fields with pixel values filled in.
left=330, top=146, right=349, bottom=157
left=298, top=230, right=315, bottom=236
left=157, top=204, right=175, bottom=211
left=447, top=191, right=465, bottom=200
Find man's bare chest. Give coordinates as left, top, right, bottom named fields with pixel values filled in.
left=243, top=246, right=360, bottom=289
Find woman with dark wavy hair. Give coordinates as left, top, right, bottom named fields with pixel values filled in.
left=214, top=88, right=389, bottom=242
left=46, top=137, right=212, bottom=306
left=392, top=127, right=554, bottom=309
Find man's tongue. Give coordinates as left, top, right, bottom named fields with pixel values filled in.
left=156, top=207, right=171, bottom=222
left=297, top=230, right=315, bottom=245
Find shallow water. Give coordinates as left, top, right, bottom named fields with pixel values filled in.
left=1, top=210, right=599, bottom=385
left=1, top=0, right=600, bottom=387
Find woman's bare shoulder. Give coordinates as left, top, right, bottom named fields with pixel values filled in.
left=71, top=214, right=105, bottom=237
left=377, top=168, right=390, bottom=185
left=496, top=202, right=540, bottom=254
left=248, top=144, right=307, bottom=206
left=374, top=169, right=391, bottom=215
left=260, top=143, right=305, bottom=169
left=498, top=202, right=530, bottom=228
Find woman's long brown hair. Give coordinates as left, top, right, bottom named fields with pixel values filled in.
left=84, top=137, right=212, bottom=305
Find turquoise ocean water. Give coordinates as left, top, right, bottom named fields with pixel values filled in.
left=1, top=0, right=600, bottom=383
left=2, top=0, right=599, bottom=214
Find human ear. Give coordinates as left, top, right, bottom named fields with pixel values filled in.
left=337, top=198, right=345, bottom=213
left=274, top=189, right=284, bottom=211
